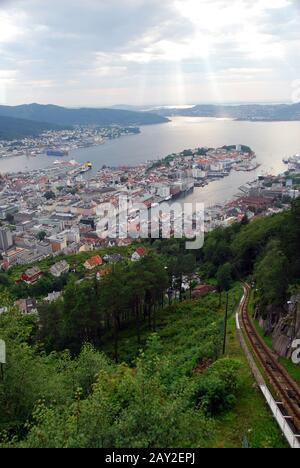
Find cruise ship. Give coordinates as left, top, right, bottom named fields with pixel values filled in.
left=283, top=154, right=300, bottom=164
left=46, top=149, right=69, bottom=157
left=79, top=162, right=93, bottom=173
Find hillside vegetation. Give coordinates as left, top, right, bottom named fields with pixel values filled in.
left=0, top=287, right=286, bottom=448
left=1, top=200, right=299, bottom=448
left=0, top=115, right=67, bottom=140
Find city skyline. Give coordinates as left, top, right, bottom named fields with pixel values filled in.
left=0, top=0, right=300, bottom=107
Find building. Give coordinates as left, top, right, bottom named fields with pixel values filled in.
left=16, top=298, right=38, bottom=315
left=20, top=267, right=43, bottom=285
left=83, top=255, right=103, bottom=270
left=192, top=284, right=216, bottom=298
left=156, top=186, right=170, bottom=199
left=0, top=226, right=14, bottom=252
left=50, top=260, right=70, bottom=278
left=103, top=253, right=123, bottom=264
left=236, top=195, right=275, bottom=209
left=2, top=247, right=29, bottom=267
left=44, top=291, right=63, bottom=303
left=15, top=220, right=35, bottom=232
left=48, top=233, right=68, bottom=253
left=96, top=267, right=111, bottom=281
left=0, top=204, right=17, bottom=221
left=191, top=169, right=207, bottom=179
left=66, top=227, right=80, bottom=244
left=131, top=246, right=146, bottom=262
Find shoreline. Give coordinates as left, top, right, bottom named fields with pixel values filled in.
left=0, top=126, right=141, bottom=166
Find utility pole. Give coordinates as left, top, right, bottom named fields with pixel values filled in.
left=223, top=292, right=229, bottom=355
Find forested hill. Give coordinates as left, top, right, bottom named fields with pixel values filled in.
left=198, top=198, right=300, bottom=307
left=0, top=201, right=299, bottom=448
left=0, top=103, right=169, bottom=127
left=0, top=115, right=67, bottom=140
left=155, top=102, right=300, bottom=121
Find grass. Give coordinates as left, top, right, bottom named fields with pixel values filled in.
left=102, top=293, right=224, bottom=368
left=207, top=315, right=288, bottom=448
left=102, top=283, right=288, bottom=448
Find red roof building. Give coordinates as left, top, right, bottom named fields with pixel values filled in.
left=20, top=267, right=43, bottom=285
left=136, top=246, right=146, bottom=257
left=84, top=255, right=103, bottom=270
left=96, top=267, right=111, bottom=280
left=131, top=246, right=147, bottom=262
left=192, top=284, right=216, bottom=298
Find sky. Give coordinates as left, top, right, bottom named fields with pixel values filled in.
left=0, top=0, right=300, bottom=107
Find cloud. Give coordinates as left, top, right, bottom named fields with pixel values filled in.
left=0, top=10, right=26, bottom=43
left=0, top=0, right=299, bottom=105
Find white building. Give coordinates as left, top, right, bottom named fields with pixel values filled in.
left=192, top=169, right=207, bottom=179
left=156, top=185, right=171, bottom=199
left=50, top=260, right=70, bottom=278
left=0, top=226, right=14, bottom=251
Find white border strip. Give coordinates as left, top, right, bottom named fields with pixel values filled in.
left=260, top=385, right=300, bottom=449
left=237, top=287, right=300, bottom=449
left=236, top=292, right=244, bottom=330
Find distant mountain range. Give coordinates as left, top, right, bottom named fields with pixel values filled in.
left=155, top=102, right=300, bottom=121
left=0, top=103, right=169, bottom=128
left=1, top=102, right=299, bottom=141
left=0, top=115, right=67, bottom=141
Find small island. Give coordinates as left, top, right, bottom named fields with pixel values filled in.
left=147, top=145, right=259, bottom=190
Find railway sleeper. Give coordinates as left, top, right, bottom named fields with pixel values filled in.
left=266, top=360, right=278, bottom=372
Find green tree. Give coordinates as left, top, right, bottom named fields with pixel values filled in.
left=217, top=263, right=233, bottom=293
left=37, top=231, right=47, bottom=241
left=100, top=266, right=127, bottom=362
left=44, top=191, right=56, bottom=200
left=16, top=336, right=213, bottom=448
left=255, top=240, right=289, bottom=307
left=6, top=214, right=14, bottom=224
left=61, top=279, right=103, bottom=354
left=0, top=295, right=108, bottom=436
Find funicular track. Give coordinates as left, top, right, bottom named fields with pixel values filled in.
left=240, top=284, right=300, bottom=443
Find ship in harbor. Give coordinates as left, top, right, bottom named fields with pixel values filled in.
left=79, top=161, right=93, bottom=173
left=67, top=161, right=93, bottom=176
left=46, top=149, right=69, bottom=157
left=283, top=154, right=300, bottom=165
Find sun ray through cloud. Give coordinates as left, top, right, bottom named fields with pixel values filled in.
left=0, top=0, right=299, bottom=105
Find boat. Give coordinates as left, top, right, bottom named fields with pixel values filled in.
left=79, top=161, right=93, bottom=173
left=69, top=159, right=79, bottom=166
left=46, top=149, right=69, bottom=157
left=283, top=154, right=300, bottom=165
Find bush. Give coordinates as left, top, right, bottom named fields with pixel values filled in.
left=191, top=358, right=242, bottom=416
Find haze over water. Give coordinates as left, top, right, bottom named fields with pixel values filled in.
left=1, top=117, right=299, bottom=206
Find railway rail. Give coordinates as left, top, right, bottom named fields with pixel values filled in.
left=240, top=283, right=300, bottom=439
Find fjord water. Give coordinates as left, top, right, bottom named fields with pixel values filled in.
left=1, top=117, right=300, bottom=206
